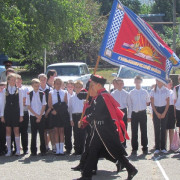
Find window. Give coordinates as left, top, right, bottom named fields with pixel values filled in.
left=47, top=66, right=80, bottom=76
left=119, top=67, right=153, bottom=79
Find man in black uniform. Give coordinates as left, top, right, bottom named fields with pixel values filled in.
left=72, top=80, right=122, bottom=174
left=76, top=75, right=138, bottom=180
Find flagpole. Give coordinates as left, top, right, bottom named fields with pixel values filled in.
left=78, top=55, right=101, bottom=127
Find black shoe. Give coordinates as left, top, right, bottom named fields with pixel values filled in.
left=72, top=152, right=81, bottom=155
left=65, top=150, right=71, bottom=155
left=31, top=153, right=37, bottom=156
left=71, top=165, right=82, bottom=171
left=143, top=150, right=149, bottom=155
left=76, top=177, right=92, bottom=180
left=41, top=152, right=46, bottom=156
left=131, top=150, right=137, bottom=155
left=127, top=168, right=138, bottom=180
left=23, top=150, right=29, bottom=155
left=116, top=160, right=125, bottom=173
left=92, top=170, right=97, bottom=175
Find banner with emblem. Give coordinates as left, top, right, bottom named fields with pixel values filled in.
left=99, top=0, right=180, bottom=83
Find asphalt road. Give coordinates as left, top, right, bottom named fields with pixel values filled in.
left=0, top=114, right=180, bottom=180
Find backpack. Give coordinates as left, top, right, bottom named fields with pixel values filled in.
left=29, top=91, right=44, bottom=103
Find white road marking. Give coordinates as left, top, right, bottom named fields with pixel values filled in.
left=154, top=156, right=169, bottom=180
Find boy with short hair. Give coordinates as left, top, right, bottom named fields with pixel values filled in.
left=69, top=80, right=85, bottom=155
left=26, top=78, right=46, bottom=156
left=0, top=82, right=6, bottom=155
left=38, top=73, right=54, bottom=153
left=16, top=74, right=29, bottom=154
left=128, top=75, right=150, bottom=155
left=111, top=78, right=129, bottom=147
left=64, top=80, right=75, bottom=154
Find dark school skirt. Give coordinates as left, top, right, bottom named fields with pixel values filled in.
left=166, top=105, right=175, bottom=129
left=176, top=109, right=180, bottom=127
left=52, top=113, right=65, bottom=128
left=44, top=112, right=54, bottom=130
left=4, top=94, right=20, bottom=128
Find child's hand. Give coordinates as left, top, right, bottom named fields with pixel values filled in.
left=19, top=116, right=23, bottom=122
left=160, top=112, right=166, bottom=119
left=70, top=121, right=74, bottom=127
left=78, top=121, right=83, bottom=128
left=35, top=114, right=41, bottom=119
left=36, top=118, right=41, bottom=123
left=1, top=117, right=5, bottom=123
left=45, top=111, right=49, bottom=118
left=51, top=110, right=57, bottom=115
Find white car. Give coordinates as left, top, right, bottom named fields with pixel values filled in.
left=46, top=62, right=91, bottom=86
left=112, top=65, right=156, bottom=92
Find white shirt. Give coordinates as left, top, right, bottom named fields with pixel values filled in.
left=26, top=90, right=46, bottom=116
left=173, top=85, right=180, bottom=110
left=67, top=91, right=75, bottom=107
left=111, top=89, right=129, bottom=109
left=169, top=89, right=174, bottom=106
left=69, top=93, right=84, bottom=121
left=128, top=88, right=150, bottom=118
left=150, top=86, right=170, bottom=107
left=19, top=86, right=29, bottom=112
left=50, top=89, right=66, bottom=105
left=1, top=86, right=24, bottom=116
left=39, top=84, right=52, bottom=92
left=0, top=89, right=5, bottom=117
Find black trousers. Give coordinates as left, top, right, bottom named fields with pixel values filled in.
left=20, top=111, right=29, bottom=152
left=64, top=117, right=72, bottom=151
left=153, top=106, right=167, bottom=150
left=83, top=130, right=134, bottom=178
left=131, top=110, right=148, bottom=151
left=0, top=119, right=6, bottom=153
left=79, top=126, right=91, bottom=168
left=73, top=113, right=86, bottom=154
left=121, top=108, right=128, bottom=147
left=30, top=116, right=46, bottom=154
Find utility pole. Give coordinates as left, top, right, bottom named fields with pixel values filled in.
left=172, top=0, right=176, bottom=73
left=44, top=48, right=46, bottom=73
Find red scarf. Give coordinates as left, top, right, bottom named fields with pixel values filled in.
left=97, top=88, right=129, bottom=143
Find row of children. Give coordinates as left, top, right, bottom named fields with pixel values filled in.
left=111, top=76, right=179, bottom=154
left=0, top=69, right=86, bottom=156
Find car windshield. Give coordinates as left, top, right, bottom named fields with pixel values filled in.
left=47, top=66, right=80, bottom=76
left=118, top=67, right=153, bottom=79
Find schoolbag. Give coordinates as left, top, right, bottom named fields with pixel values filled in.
left=29, top=91, right=44, bottom=103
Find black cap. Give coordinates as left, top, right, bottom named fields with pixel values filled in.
left=91, top=74, right=107, bottom=85
left=3, top=60, right=12, bottom=65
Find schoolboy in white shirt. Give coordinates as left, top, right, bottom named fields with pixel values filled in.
left=69, top=80, right=85, bottom=155
left=111, top=78, right=130, bottom=147
left=16, top=74, right=29, bottom=155
left=26, top=78, right=46, bottom=156
left=128, top=76, right=150, bottom=155
left=64, top=80, right=75, bottom=154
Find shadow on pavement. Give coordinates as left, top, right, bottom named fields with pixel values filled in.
left=93, top=170, right=121, bottom=180
left=171, top=153, right=180, bottom=160
left=0, top=153, right=81, bottom=165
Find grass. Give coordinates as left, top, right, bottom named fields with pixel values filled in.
left=16, top=67, right=118, bottom=85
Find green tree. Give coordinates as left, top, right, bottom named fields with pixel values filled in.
left=121, top=0, right=141, bottom=14
left=0, top=0, right=93, bottom=68
left=96, top=0, right=141, bottom=15
left=151, top=0, right=180, bottom=22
